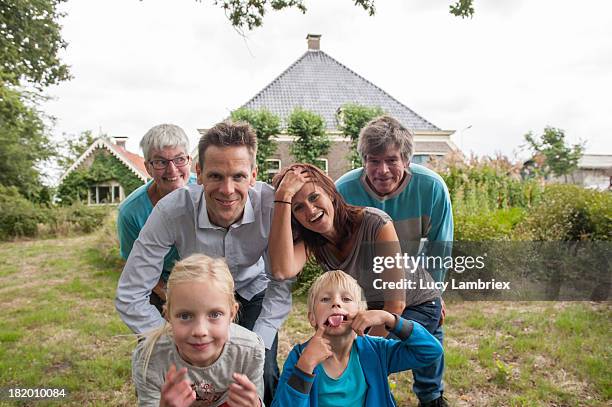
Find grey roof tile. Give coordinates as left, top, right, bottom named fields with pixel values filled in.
left=239, top=50, right=440, bottom=132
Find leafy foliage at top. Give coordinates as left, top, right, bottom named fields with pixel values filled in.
left=0, top=0, right=71, bottom=88
left=287, top=108, right=330, bottom=169
left=205, top=0, right=473, bottom=31
left=230, top=108, right=280, bottom=181
left=0, top=82, right=55, bottom=201
left=524, top=126, right=585, bottom=179
left=338, top=103, right=384, bottom=169
left=1, top=0, right=71, bottom=202
left=449, top=0, right=474, bottom=18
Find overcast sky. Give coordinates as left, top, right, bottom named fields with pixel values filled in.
left=44, top=0, right=612, bottom=179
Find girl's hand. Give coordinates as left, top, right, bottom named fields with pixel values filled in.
left=295, top=325, right=333, bottom=373
left=227, top=373, right=261, bottom=407
left=159, top=365, right=196, bottom=407
left=351, top=310, right=396, bottom=336
left=275, top=166, right=311, bottom=201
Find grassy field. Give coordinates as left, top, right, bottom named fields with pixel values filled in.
left=0, top=235, right=610, bottom=406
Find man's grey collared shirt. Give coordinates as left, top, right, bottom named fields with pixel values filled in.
left=115, top=182, right=291, bottom=348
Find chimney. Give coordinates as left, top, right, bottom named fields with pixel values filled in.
left=112, top=136, right=128, bottom=149
left=306, top=34, right=321, bottom=51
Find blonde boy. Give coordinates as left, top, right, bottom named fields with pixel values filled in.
left=272, top=271, right=443, bottom=407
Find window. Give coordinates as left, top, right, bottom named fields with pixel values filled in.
left=113, top=186, right=121, bottom=203
left=314, top=158, right=328, bottom=174
left=88, top=183, right=123, bottom=205
left=265, top=159, right=281, bottom=183
left=411, top=154, right=430, bottom=165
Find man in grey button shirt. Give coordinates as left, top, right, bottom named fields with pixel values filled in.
left=115, top=120, right=291, bottom=406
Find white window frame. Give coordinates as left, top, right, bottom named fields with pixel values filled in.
left=315, top=158, right=329, bottom=174
left=265, top=159, right=282, bottom=176
left=88, top=181, right=123, bottom=205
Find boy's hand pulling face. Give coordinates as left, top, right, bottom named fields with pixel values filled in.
left=296, top=325, right=333, bottom=374
left=159, top=364, right=196, bottom=407
left=351, top=310, right=396, bottom=336
left=296, top=311, right=398, bottom=374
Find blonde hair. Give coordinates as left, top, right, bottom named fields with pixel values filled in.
left=307, top=270, right=366, bottom=317
left=139, top=254, right=238, bottom=380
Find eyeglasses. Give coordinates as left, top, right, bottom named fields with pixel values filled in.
left=148, top=155, right=190, bottom=170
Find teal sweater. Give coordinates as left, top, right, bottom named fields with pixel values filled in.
left=336, top=164, right=453, bottom=282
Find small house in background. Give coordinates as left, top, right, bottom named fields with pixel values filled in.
left=566, top=154, right=612, bottom=190
left=196, top=34, right=459, bottom=180
left=57, top=137, right=149, bottom=205
left=522, top=153, right=612, bottom=190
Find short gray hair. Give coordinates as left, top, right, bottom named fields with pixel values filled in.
left=358, top=115, right=414, bottom=163
left=140, top=124, right=190, bottom=161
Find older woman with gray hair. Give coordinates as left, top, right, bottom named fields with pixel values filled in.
left=117, top=124, right=196, bottom=310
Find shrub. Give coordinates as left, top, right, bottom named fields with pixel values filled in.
left=517, top=184, right=612, bottom=241
left=287, top=108, right=330, bottom=168
left=0, top=185, right=41, bottom=240
left=95, top=209, right=124, bottom=268
left=66, top=204, right=112, bottom=234
left=37, top=204, right=113, bottom=237
left=454, top=207, right=527, bottom=241
left=433, top=153, right=543, bottom=214
left=230, top=108, right=281, bottom=180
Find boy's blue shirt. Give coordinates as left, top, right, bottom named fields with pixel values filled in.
left=272, top=318, right=443, bottom=407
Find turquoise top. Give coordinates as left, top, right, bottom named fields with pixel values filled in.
left=336, top=164, right=453, bottom=282
left=117, top=174, right=197, bottom=281
left=318, top=343, right=368, bottom=407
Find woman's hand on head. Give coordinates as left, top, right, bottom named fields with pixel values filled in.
left=275, top=166, right=311, bottom=202
left=227, top=373, right=261, bottom=407
left=159, top=365, right=196, bottom=407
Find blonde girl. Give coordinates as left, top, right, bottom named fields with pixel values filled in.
left=132, top=254, right=265, bottom=407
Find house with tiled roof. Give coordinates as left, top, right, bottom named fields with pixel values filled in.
left=197, top=34, right=458, bottom=180
left=57, top=136, right=149, bottom=205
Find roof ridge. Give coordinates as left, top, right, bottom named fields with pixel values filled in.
left=316, top=51, right=439, bottom=131
left=236, top=48, right=442, bottom=132
left=239, top=50, right=311, bottom=111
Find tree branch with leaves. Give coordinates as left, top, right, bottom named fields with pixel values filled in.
left=194, top=0, right=473, bottom=31
left=524, top=126, right=585, bottom=181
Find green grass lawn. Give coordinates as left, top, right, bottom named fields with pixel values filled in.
left=0, top=235, right=610, bottom=406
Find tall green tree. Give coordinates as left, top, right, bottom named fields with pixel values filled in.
left=197, top=0, right=474, bottom=31
left=338, top=103, right=384, bottom=169
left=287, top=108, right=330, bottom=170
left=0, top=0, right=71, bottom=199
left=524, top=127, right=585, bottom=181
left=0, top=83, right=55, bottom=201
left=230, top=108, right=280, bottom=181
